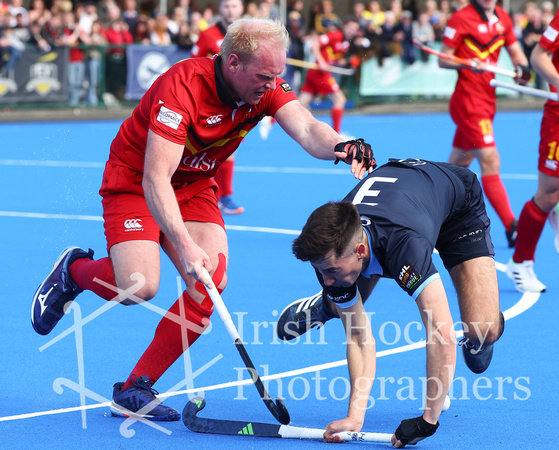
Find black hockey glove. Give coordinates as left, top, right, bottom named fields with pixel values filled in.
left=514, top=64, right=531, bottom=85
left=334, top=138, right=377, bottom=170
left=394, top=416, right=439, bottom=446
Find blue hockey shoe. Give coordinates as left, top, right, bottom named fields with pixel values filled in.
left=31, top=246, right=93, bottom=335
left=276, top=291, right=337, bottom=341
left=460, top=312, right=504, bottom=374
left=111, top=375, right=180, bottom=421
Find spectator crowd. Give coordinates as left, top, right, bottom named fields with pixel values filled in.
left=0, top=0, right=555, bottom=106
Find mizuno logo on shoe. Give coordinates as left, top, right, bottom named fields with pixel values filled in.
left=38, top=287, right=54, bottom=316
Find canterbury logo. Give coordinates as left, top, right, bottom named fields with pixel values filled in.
left=124, top=219, right=143, bottom=230
left=206, top=115, right=223, bottom=126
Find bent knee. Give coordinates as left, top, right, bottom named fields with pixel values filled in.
left=117, top=280, right=160, bottom=305
left=465, top=313, right=504, bottom=346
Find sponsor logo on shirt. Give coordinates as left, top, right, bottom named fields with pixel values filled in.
left=280, top=82, right=293, bottom=93
left=544, top=26, right=559, bottom=42
left=478, top=24, right=488, bottom=33
left=124, top=219, right=143, bottom=232
left=443, top=26, right=456, bottom=40
left=157, top=106, right=183, bottom=130
left=545, top=159, right=558, bottom=171
left=206, top=114, right=223, bottom=126
left=398, top=262, right=422, bottom=291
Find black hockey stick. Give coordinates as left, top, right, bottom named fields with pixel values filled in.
left=201, top=268, right=290, bottom=425
left=183, top=396, right=393, bottom=443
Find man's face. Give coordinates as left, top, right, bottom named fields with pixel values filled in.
left=312, top=248, right=363, bottom=288
left=474, top=0, right=497, bottom=13
left=228, top=43, right=286, bottom=105
left=343, top=21, right=360, bottom=41
left=220, top=0, right=244, bottom=25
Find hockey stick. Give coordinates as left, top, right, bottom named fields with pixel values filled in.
left=201, top=268, right=290, bottom=425
left=183, top=396, right=393, bottom=443
left=286, top=57, right=355, bottom=76
left=412, top=39, right=517, bottom=78
left=490, top=78, right=558, bottom=101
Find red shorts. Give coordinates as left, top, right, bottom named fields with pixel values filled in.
left=100, top=163, right=224, bottom=252
left=538, top=112, right=559, bottom=176
left=449, top=93, right=496, bottom=150
left=300, top=69, right=340, bottom=97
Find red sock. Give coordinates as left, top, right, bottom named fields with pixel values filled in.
left=122, top=290, right=215, bottom=389
left=69, top=257, right=117, bottom=301
left=214, top=159, right=234, bottom=199
left=481, top=174, right=516, bottom=230
left=332, top=107, right=343, bottom=133
left=122, top=254, right=226, bottom=389
left=513, top=199, right=548, bottom=263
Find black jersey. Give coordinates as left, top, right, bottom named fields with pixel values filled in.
left=321, top=158, right=493, bottom=304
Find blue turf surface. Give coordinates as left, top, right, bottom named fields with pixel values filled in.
left=1, top=110, right=557, bottom=449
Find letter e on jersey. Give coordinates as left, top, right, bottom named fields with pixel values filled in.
left=352, top=177, right=398, bottom=206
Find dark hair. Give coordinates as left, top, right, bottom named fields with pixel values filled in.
left=292, top=201, right=362, bottom=262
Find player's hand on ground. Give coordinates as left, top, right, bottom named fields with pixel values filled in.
left=322, top=417, right=363, bottom=443
left=334, top=138, right=376, bottom=179
left=391, top=415, right=439, bottom=448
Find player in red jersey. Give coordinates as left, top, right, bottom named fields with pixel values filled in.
left=191, top=0, right=245, bottom=215
left=31, top=18, right=375, bottom=421
left=299, top=16, right=361, bottom=135
left=506, top=11, right=559, bottom=293
left=439, top=0, right=529, bottom=247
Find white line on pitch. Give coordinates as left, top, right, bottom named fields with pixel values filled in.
left=0, top=286, right=539, bottom=423
left=0, top=211, right=301, bottom=235
left=0, top=159, right=538, bottom=179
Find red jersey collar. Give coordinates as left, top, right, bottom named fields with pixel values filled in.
left=214, top=55, right=241, bottom=110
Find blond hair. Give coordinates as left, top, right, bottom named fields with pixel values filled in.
left=220, top=17, right=289, bottom=63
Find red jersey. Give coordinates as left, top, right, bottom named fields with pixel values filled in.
left=191, top=23, right=227, bottom=58
left=108, top=55, right=297, bottom=187
left=318, top=30, right=349, bottom=66
left=442, top=3, right=516, bottom=103
left=537, top=11, right=559, bottom=114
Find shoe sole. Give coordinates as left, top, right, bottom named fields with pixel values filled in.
left=278, top=292, right=322, bottom=320
left=110, top=402, right=180, bottom=422
left=31, top=246, right=81, bottom=334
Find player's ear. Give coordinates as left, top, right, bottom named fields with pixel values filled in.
left=356, top=242, right=366, bottom=259
left=228, top=54, right=241, bottom=72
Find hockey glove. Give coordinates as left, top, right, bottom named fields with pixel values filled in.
left=394, top=415, right=439, bottom=446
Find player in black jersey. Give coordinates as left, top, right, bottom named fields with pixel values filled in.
left=277, top=158, right=504, bottom=447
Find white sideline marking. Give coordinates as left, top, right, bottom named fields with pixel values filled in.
left=0, top=211, right=301, bottom=235
left=0, top=159, right=538, bottom=179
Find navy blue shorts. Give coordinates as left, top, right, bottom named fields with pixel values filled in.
left=435, top=166, right=495, bottom=271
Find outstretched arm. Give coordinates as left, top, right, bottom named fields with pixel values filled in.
left=323, top=293, right=376, bottom=442
left=392, top=278, right=455, bottom=448
left=274, top=101, right=374, bottom=179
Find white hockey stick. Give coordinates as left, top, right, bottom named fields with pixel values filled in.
left=490, top=78, right=558, bottom=101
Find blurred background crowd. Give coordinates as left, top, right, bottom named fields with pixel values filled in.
left=0, top=0, right=556, bottom=106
